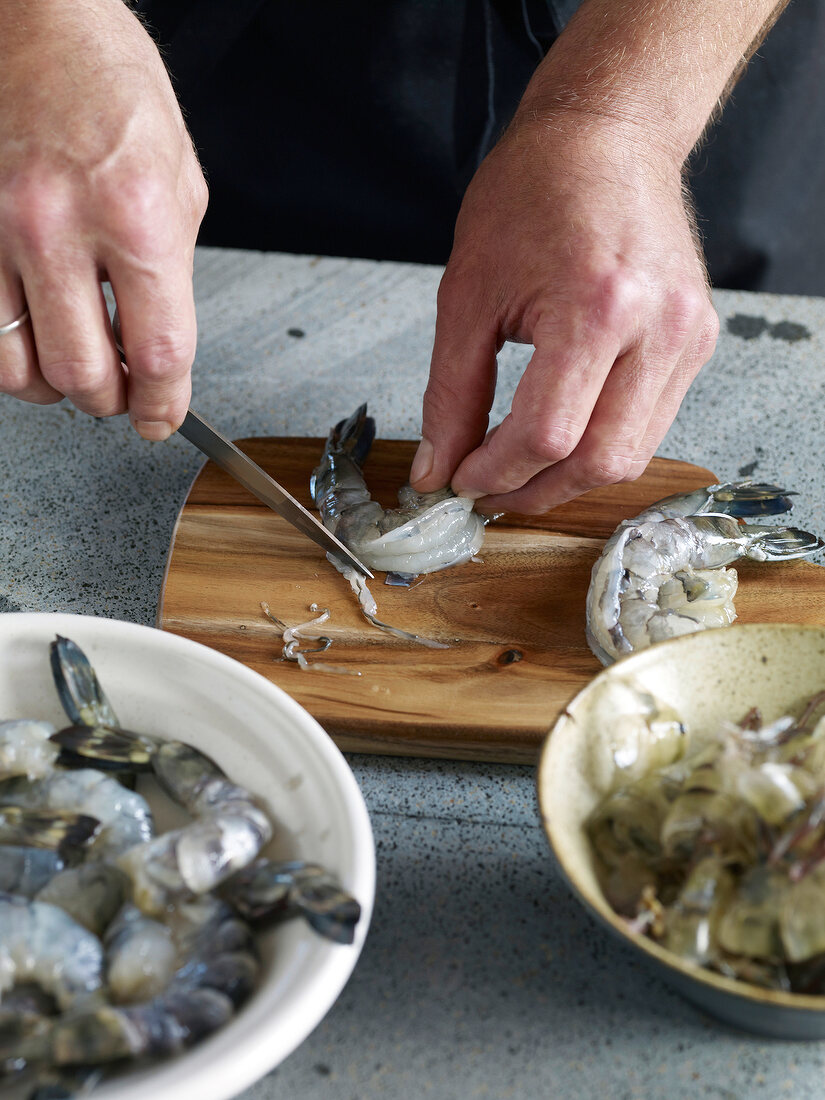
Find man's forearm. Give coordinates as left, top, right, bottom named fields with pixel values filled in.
left=516, top=0, right=790, bottom=163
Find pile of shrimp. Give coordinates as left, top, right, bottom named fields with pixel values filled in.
left=0, top=637, right=361, bottom=1098
left=586, top=678, right=825, bottom=993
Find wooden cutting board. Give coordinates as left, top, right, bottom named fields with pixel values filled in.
left=158, top=439, right=825, bottom=764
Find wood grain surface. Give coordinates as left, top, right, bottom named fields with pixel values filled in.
left=158, top=440, right=825, bottom=763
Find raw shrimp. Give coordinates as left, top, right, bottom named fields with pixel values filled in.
left=49, top=635, right=157, bottom=772
left=117, top=740, right=273, bottom=914
left=11, top=897, right=258, bottom=1068
left=585, top=481, right=824, bottom=665
left=0, top=891, right=104, bottom=1010
left=0, top=636, right=273, bottom=1083
left=221, top=857, right=362, bottom=944
left=103, top=893, right=252, bottom=1006
left=0, top=721, right=59, bottom=780
left=0, top=639, right=155, bottom=864
left=35, top=863, right=130, bottom=937
left=311, top=404, right=485, bottom=577
left=0, top=806, right=100, bottom=859
left=586, top=687, right=825, bottom=991
left=0, top=770, right=153, bottom=860
left=103, top=903, right=178, bottom=1003
left=47, top=641, right=273, bottom=911
left=0, top=846, right=64, bottom=897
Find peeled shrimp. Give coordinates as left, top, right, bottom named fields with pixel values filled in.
left=0, top=891, right=104, bottom=1010
left=0, top=721, right=59, bottom=780
left=586, top=481, right=824, bottom=665
left=311, top=404, right=485, bottom=577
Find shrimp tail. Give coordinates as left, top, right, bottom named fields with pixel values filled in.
left=653, top=481, right=798, bottom=520
left=292, top=869, right=362, bottom=945
left=50, top=636, right=119, bottom=729
left=704, top=482, right=797, bottom=517
left=221, top=858, right=362, bottom=945
left=329, top=403, right=375, bottom=467
left=48, top=724, right=156, bottom=773
left=0, top=806, right=100, bottom=860
left=741, top=524, right=825, bottom=561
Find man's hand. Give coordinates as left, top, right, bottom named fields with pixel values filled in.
left=411, top=0, right=788, bottom=514
left=0, top=0, right=207, bottom=439
left=412, top=113, right=718, bottom=514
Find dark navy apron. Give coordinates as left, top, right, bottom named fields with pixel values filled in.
left=137, top=0, right=825, bottom=295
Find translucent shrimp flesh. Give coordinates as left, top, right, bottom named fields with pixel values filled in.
left=0, top=891, right=104, bottom=1010
left=0, top=846, right=64, bottom=898
left=311, top=404, right=485, bottom=577
left=103, top=903, right=178, bottom=1004
left=585, top=481, right=825, bottom=665
left=11, top=896, right=258, bottom=1068
left=35, top=863, right=130, bottom=937
left=0, top=720, right=60, bottom=780
left=117, top=740, right=273, bottom=914
left=585, top=687, right=825, bottom=992
left=0, top=770, right=154, bottom=860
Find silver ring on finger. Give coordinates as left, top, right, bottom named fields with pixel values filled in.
left=0, top=306, right=30, bottom=337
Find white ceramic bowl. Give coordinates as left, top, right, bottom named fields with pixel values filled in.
left=538, top=623, right=825, bottom=1039
left=0, top=612, right=375, bottom=1098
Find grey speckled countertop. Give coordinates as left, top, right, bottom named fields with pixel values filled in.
left=2, top=247, right=825, bottom=1099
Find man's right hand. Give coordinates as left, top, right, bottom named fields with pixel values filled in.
left=0, top=0, right=207, bottom=439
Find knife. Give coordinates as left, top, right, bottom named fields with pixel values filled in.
left=177, top=409, right=373, bottom=576
left=111, top=313, right=373, bottom=578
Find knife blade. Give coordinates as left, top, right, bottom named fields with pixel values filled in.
left=177, top=409, right=373, bottom=577
left=111, top=311, right=372, bottom=577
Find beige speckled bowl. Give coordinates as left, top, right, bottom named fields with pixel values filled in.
left=538, top=623, right=825, bottom=1038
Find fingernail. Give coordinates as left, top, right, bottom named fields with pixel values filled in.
left=409, top=437, right=434, bottom=485
left=454, top=488, right=485, bottom=501
left=134, top=419, right=173, bottom=442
